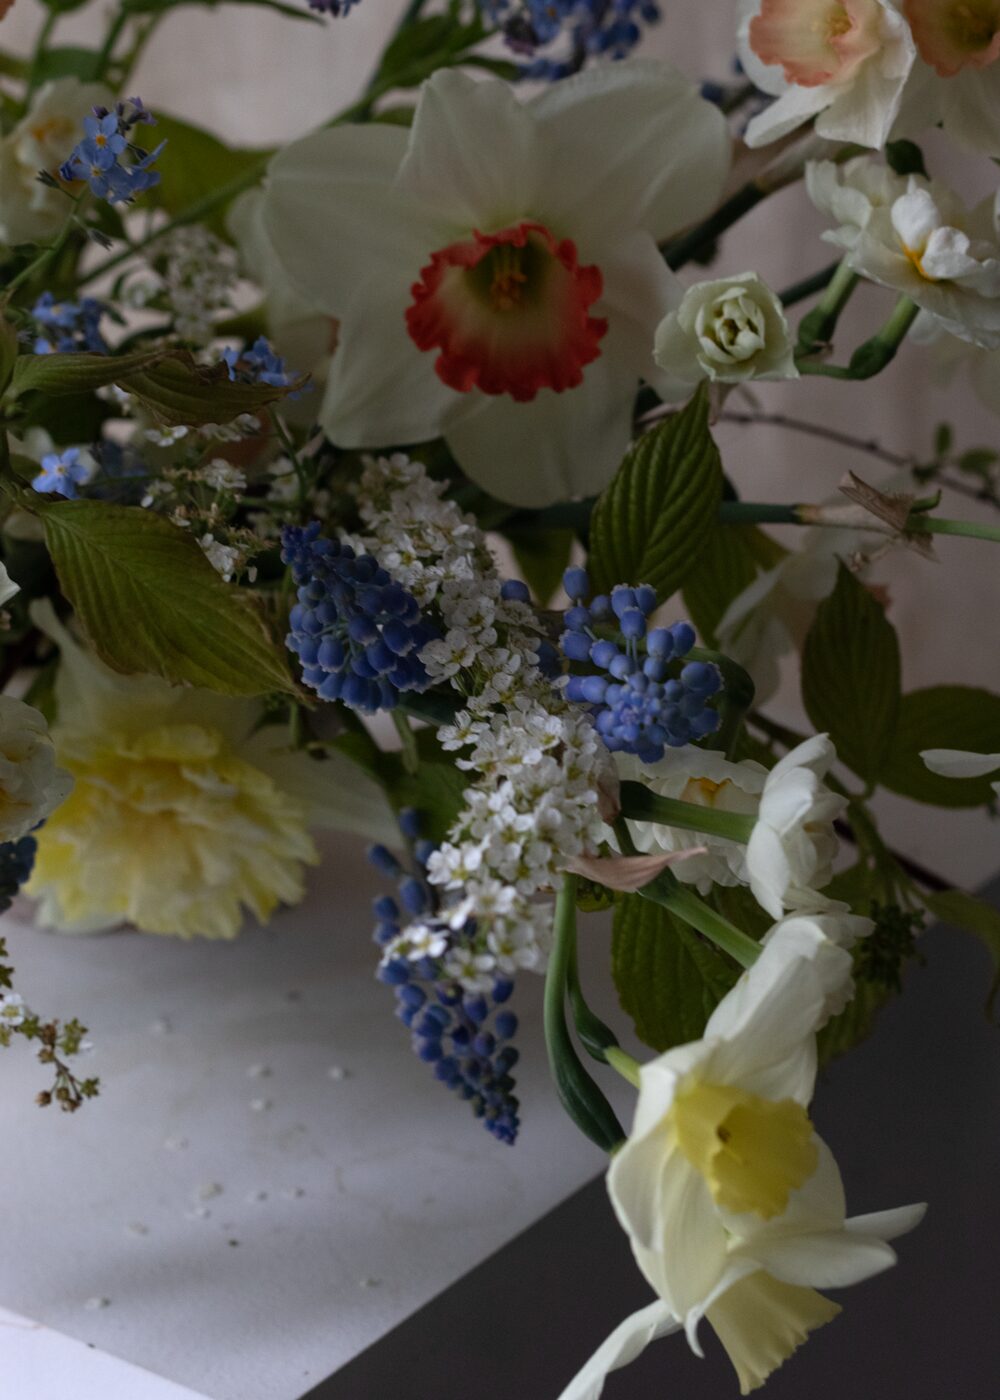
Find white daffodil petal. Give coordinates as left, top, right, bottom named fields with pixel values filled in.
left=263, top=124, right=439, bottom=315
left=443, top=349, right=636, bottom=508
left=744, top=81, right=832, bottom=148
left=556, top=1301, right=680, bottom=1400
left=844, top=1203, right=927, bottom=1240
left=744, top=1229, right=897, bottom=1289
left=921, top=748, right=1000, bottom=779
left=529, top=59, right=731, bottom=247
left=396, top=68, right=536, bottom=230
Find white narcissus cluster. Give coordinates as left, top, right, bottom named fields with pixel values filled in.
left=895, top=0, right=1000, bottom=156
left=653, top=272, right=798, bottom=390
left=616, top=748, right=765, bottom=894
left=24, top=604, right=395, bottom=939
left=260, top=63, right=730, bottom=508
left=0, top=695, right=73, bottom=844
left=808, top=158, right=1000, bottom=349
left=745, top=736, right=847, bottom=920
left=560, top=919, right=924, bottom=1399
left=737, top=0, right=915, bottom=149
left=0, top=78, right=112, bottom=248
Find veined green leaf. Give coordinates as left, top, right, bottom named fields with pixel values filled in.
left=40, top=500, right=297, bottom=696
left=880, top=686, right=1000, bottom=807
left=612, top=893, right=738, bottom=1053
left=588, top=386, right=723, bottom=599
left=802, top=564, right=901, bottom=784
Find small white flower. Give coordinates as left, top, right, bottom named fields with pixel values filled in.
left=0, top=992, right=28, bottom=1028
left=745, top=736, right=847, bottom=920
left=809, top=159, right=1000, bottom=348
left=654, top=271, right=798, bottom=389
left=199, top=534, right=242, bottom=582
left=200, top=459, right=247, bottom=493
left=144, top=425, right=189, bottom=447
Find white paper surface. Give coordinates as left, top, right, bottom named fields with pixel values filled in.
left=0, top=1306, right=211, bottom=1399
left=0, top=834, right=623, bottom=1400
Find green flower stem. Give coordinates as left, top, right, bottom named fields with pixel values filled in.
left=3, top=194, right=88, bottom=303
left=909, top=516, right=1000, bottom=544
left=545, top=877, right=627, bottom=1153
left=779, top=261, right=841, bottom=309
left=604, top=1046, right=641, bottom=1088
left=27, top=9, right=59, bottom=96
left=391, top=709, right=420, bottom=776
left=717, top=501, right=801, bottom=525
left=797, top=295, right=920, bottom=379
left=795, top=259, right=859, bottom=353
left=617, top=781, right=756, bottom=843
left=613, top=817, right=760, bottom=968
left=96, top=11, right=129, bottom=79
left=567, top=936, right=621, bottom=1066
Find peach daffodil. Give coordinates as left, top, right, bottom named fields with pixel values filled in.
left=260, top=63, right=730, bottom=507
left=737, top=0, right=915, bottom=148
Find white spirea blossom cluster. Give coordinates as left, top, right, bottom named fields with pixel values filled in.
left=355, top=455, right=612, bottom=991
left=156, top=224, right=237, bottom=346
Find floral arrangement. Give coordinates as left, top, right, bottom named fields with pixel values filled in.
left=2, top=0, right=1000, bottom=1392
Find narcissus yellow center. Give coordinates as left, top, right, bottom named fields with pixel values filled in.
left=671, top=1078, right=818, bottom=1218
left=683, top=775, right=733, bottom=805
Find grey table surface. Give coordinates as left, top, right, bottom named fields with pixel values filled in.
left=309, top=876, right=1000, bottom=1400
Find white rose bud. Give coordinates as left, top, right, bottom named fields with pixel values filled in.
left=653, top=271, right=798, bottom=386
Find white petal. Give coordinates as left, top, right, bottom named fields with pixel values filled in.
left=0, top=560, right=19, bottom=607
left=239, top=732, right=397, bottom=845
left=530, top=59, right=731, bottom=246
left=921, top=748, right=1000, bottom=779
left=555, top=1301, right=680, bottom=1400
left=634, top=1168, right=730, bottom=1317
left=263, top=124, right=440, bottom=316
left=743, top=1230, right=896, bottom=1288
left=744, top=83, right=832, bottom=148
left=396, top=69, right=536, bottom=230
left=443, top=349, right=636, bottom=508
left=599, top=229, right=684, bottom=379
left=844, top=1202, right=927, bottom=1241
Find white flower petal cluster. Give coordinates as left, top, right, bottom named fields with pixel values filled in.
left=153, top=224, right=236, bottom=346
left=560, top=919, right=924, bottom=1400
left=0, top=694, right=73, bottom=844
left=0, top=78, right=112, bottom=247
left=808, top=158, right=1000, bottom=348
left=616, top=748, right=765, bottom=894
left=261, top=63, right=730, bottom=507
left=745, top=736, right=847, bottom=920
left=355, top=456, right=613, bottom=991
left=737, top=0, right=915, bottom=149
left=654, top=272, right=798, bottom=389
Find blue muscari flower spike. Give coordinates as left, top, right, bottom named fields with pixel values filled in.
left=0, top=836, right=37, bottom=915
left=558, top=567, right=722, bottom=763
left=480, top=1, right=660, bottom=79
left=367, top=816, right=522, bottom=1146
left=282, top=522, right=437, bottom=715
left=31, top=292, right=107, bottom=355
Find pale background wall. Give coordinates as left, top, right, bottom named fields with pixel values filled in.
left=3, top=0, right=999, bottom=886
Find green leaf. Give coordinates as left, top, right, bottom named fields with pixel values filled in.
left=144, top=112, right=270, bottom=239
left=801, top=564, right=901, bottom=784
left=612, top=894, right=738, bottom=1053
left=880, top=686, right=1000, bottom=807
left=27, top=46, right=102, bottom=83
left=506, top=524, right=574, bottom=607
left=588, top=386, right=723, bottom=599
left=376, top=11, right=487, bottom=88
left=922, top=887, right=1000, bottom=1018
left=682, top=520, right=783, bottom=648
left=40, top=500, right=297, bottom=696
left=0, top=316, right=17, bottom=394
left=8, top=347, right=303, bottom=425
left=386, top=728, right=467, bottom=846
